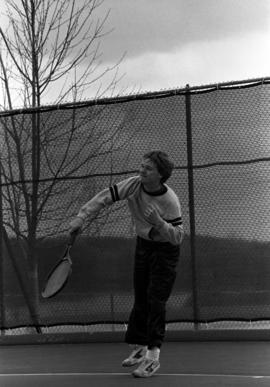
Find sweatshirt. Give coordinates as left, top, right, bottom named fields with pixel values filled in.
left=77, top=175, right=184, bottom=245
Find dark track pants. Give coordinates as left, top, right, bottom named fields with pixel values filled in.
left=125, top=236, right=180, bottom=349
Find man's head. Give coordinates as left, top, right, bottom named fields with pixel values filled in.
left=142, top=150, right=174, bottom=184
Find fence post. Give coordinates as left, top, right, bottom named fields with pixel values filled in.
left=0, top=163, right=5, bottom=334
left=185, top=84, right=199, bottom=327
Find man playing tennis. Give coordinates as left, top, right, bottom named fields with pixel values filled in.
left=69, top=150, right=184, bottom=378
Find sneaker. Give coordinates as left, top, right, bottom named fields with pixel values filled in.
left=122, top=346, right=146, bottom=367
left=132, top=358, right=160, bottom=378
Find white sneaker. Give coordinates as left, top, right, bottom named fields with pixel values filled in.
left=132, top=358, right=160, bottom=378
left=122, top=346, right=146, bottom=367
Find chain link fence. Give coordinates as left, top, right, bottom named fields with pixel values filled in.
left=1, top=77, right=270, bottom=342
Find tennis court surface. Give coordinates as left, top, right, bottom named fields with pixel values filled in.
left=1, top=341, right=270, bottom=386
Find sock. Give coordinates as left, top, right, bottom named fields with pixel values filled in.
left=132, top=344, right=147, bottom=350
left=130, top=344, right=147, bottom=355
left=145, top=347, right=160, bottom=361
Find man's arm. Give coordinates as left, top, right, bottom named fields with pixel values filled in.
left=145, top=205, right=184, bottom=245
left=69, top=176, right=141, bottom=233
left=69, top=187, right=114, bottom=233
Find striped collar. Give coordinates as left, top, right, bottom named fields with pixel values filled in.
left=141, top=183, right=168, bottom=196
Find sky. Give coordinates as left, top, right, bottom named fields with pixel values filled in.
left=0, top=0, right=270, bottom=102
left=95, top=0, right=270, bottom=95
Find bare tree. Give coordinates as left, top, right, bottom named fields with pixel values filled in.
left=0, top=0, right=123, bottom=109
left=0, top=0, right=131, bottom=331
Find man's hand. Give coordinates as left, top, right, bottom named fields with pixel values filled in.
left=69, top=216, right=83, bottom=234
left=144, top=205, right=164, bottom=227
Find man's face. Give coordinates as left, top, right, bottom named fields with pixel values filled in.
left=139, top=158, right=162, bottom=186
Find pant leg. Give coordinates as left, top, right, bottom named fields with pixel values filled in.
left=147, top=241, right=180, bottom=349
left=124, top=237, right=151, bottom=346
left=125, top=237, right=180, bottom=348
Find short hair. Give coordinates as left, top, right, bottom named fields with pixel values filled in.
left=143, top=150, right=174, bottom=183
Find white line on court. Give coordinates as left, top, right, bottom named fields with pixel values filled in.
left=0, top=372, right=269, bottom=379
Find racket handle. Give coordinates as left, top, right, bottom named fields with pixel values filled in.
left=68, top=229, right=79, bottom=246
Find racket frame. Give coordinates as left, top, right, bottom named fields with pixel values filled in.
left=41, top=231, right=78, bottom=298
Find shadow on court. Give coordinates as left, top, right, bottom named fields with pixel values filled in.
left=1, top=341, right=270, bottom=386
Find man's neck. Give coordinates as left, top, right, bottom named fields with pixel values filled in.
left=143, top=182, right=163, bottom=193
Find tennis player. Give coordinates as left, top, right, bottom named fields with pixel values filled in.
left=69, top=150, right=184, bottom=378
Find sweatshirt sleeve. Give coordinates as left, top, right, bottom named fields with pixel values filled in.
left=77, top=176, right=140, bottom=220
left=153, top=216, right=184, bottom=245
left=149, top=196, right=184, bottom=245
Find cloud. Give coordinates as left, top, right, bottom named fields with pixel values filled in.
left=102, top=30, right=270, bottom=94
left=98, top=0, right=270, bottom=62
left=1, top=0, right=269, bottom=104
left=50, top=26, right=270, bottom=101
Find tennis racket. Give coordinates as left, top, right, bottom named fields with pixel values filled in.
left=41, top=231, right=78, bottom=298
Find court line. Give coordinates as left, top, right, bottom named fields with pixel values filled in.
left=0, top=372, right=269, bottom=379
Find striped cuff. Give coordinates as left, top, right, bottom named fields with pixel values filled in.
left=109, top=184, right=120, bottom=202
left=166, top=217, right=183, bottom=226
